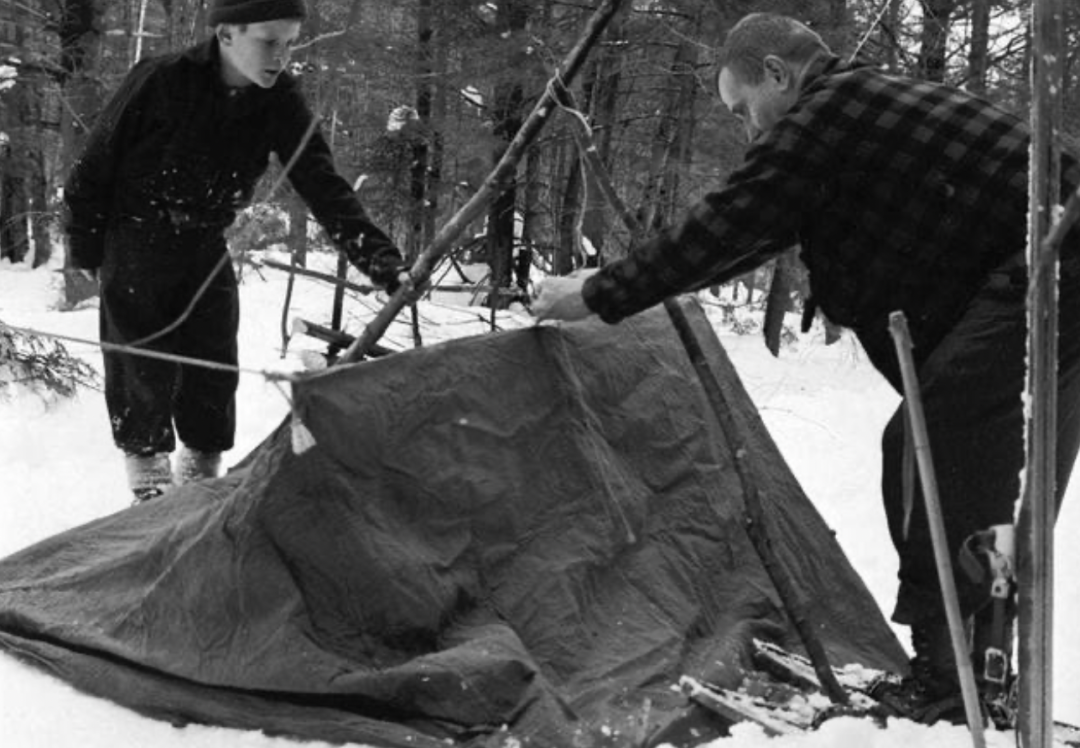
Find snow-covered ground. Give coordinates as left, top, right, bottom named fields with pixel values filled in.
left=1, top=253, right=1078, bottom=747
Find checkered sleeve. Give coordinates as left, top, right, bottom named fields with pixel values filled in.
left=582, top=118, right=825, bottom=324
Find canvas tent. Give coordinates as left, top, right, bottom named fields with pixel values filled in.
left=0, top=300, right=906, bottom=747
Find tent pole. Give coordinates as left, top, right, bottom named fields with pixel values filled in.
left=334, top=0, right=627, bottom=366
left=664, top=301, right=849, bottom=706
left=551, top=78, right=849, bottom=706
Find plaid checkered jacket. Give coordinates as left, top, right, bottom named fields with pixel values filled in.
left=584, top=57, right=1080, bottom=371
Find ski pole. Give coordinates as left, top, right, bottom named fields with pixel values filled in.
left=888, top=311, right=986, bottom=747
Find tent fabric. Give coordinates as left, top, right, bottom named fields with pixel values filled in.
left=0, top=300, right=907, bottom=747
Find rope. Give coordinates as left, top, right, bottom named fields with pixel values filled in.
left=5, top=323, right=300, bottom=383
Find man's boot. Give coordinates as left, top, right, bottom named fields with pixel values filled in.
left=870, top=619, right=967, bottom=725
left=174, top=446, right=222, bottom=486
left=125, top=452, right=173, bottom=505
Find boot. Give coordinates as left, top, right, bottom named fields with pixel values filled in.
left=870, top=619, right=967, bottom=725
left=174, top=445, right=222, bottom=486
left=125, top=452, right=173, bottom=505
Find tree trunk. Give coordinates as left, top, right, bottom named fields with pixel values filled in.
left=288, top=190, right=309, bottom=268
left=556, top=151, right=583, bottom=276
left=518, top=144, right=540, bottom=292
left=576, top=10, right=624, bottom=264
left=0, top=13, right=51, bottom=268
left=485, top=82, right=523, bottom=308
left=918, top=0, right=957, bottom=82
left=967, top=0, right=991, bottom=95
left=484, top=0, right=528, bottom=309
left=1017, top=2, right=1066, bottom=743
left=637, top=12, right=700, bottom=232
left=0, top=150, right=30, bottom=264
left=661, top=32, right=700, bottom=228
left=577, top=62, right=609, bottom=267
left=423, top=0, right=449, bottom=252
left=885, top=0, right=904, bottom=72
left=409, top=0, right=434, bottom=262
left=162, top=0, right=206, bottom=51
left=54, top=0, right=106, bottom=307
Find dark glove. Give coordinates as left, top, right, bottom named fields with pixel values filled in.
left=343, top=239, right=408, bottom=293
left=367, top=247, right=410, bottom=294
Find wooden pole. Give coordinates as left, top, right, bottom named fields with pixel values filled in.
left=336, top=0, right=627, bottom=365
left=889, top=312, right=986, bottom=747
left=1018, top=1, right=1064, bottom=745
left=552, top=78, right=848, bottom=705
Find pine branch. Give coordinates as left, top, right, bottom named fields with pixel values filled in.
left=0, top=322, right=99, bottom=399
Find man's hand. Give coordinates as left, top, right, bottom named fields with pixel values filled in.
left=531, top=272, right=596, bottom=322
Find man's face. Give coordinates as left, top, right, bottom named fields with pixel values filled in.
left=219, top=20, right=301, bottom=89
left=718, top=59, right=797, bottom=143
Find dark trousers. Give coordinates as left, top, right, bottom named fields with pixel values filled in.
left=883, top=254, right=1080, bottom=626
left=99, top=233, right=240, bottom=456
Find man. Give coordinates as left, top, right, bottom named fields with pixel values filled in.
left=64, top=0, right=409, bottom=504
left=533, top=12, right=1080, bottom=725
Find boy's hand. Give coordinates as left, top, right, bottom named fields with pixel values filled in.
left=345, top=241, right=411, bottom=294
left=368, top=250, right=429, bottom=302
left=367, top=249, right=408, bottom=293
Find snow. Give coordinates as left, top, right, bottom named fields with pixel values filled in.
left=1, top=254, right=1079, bottom=747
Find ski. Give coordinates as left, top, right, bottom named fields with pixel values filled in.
left=1019, top=2, right=1070, bottom=747
left=681, top=640, right=1080, bottom=746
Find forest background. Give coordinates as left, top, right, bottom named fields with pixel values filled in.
left=2, top=0, right=1079, bottom=316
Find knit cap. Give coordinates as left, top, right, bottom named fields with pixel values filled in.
left=208, top=0, right=307, bottom=26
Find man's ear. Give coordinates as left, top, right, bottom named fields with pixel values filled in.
left=216, top=25, right=233, bottom=45
left=763, top=55, right=793, bottom=89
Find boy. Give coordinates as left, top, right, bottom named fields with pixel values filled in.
left=63, top=0, right=407, bottom=503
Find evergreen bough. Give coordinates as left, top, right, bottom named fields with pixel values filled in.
left=0, top=321, right=99, bottom=399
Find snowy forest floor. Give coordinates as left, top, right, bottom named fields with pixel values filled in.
left=1, top=252, right=1078, bottom=747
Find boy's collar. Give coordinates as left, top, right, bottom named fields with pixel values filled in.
left=185, top=37, right=217, bottom=66
left=186, top=38, right=249, bottom=98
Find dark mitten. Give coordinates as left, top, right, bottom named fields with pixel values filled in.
left=367, top=248, right=409, bottom=293
left=343, top=240, right=407, bottom=293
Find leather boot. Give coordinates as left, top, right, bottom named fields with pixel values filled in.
left=870, top=619, right=967, bottom=725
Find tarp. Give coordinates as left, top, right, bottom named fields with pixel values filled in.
left=0, top=300, right=906, bottom=747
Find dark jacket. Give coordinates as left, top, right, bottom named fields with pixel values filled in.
left=583, top=57, right=1080, bottom=382
left=64, top=39, right=396, bottom=273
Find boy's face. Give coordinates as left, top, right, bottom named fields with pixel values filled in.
left=218, top=20, right=302, bottom=89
